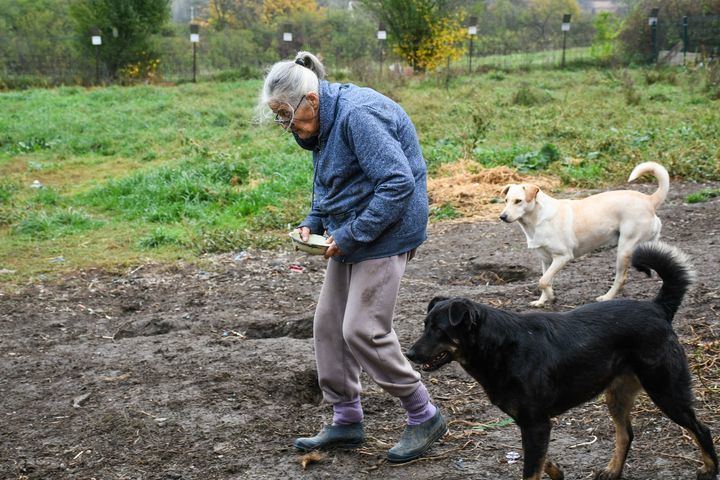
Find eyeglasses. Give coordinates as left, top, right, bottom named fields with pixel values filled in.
left=274, top=95, right=306, bottom=131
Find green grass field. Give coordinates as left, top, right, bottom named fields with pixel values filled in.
left=1, top=66, right=718, bottom=282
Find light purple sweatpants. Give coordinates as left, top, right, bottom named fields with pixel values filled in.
left=313, top=252, right=424, bottom=414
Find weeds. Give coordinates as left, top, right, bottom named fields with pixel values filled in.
left=512, top=84, right=551, bottom=106
left=513, top=144, right=560, bottom=172
left=430, top=203, right=461, bottom=221
left=620, top=70, right=641, bottom=105
left=705, top=61, right=720, bottom=100
left=686, top=188, right=720, bottom=204
left=460, top=111, right=492, bottom=159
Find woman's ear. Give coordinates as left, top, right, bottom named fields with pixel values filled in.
left=305, top=91, right=319, bottom=110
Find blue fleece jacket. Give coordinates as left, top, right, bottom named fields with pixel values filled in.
left=295, top=80, right=429, bottom=264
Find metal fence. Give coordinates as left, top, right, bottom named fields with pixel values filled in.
left=655, top=15, right=720, bottom=61
left=1, top=16, right=718, bottom=88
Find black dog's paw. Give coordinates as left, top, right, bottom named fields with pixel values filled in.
left=696, top=467, right=718, bottom=480
left=544, top=460, right=564, bottom=480
left=593, top=469, right=620, bottom=480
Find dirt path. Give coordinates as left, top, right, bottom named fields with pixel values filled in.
left=1, top=181, right=719, bottom=480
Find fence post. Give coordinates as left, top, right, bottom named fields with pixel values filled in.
left=377, top=23, right=386, bottom=81
left=682, top=16, right=689, bottom=64
left=190, top=23, right=200, bottom=83
left=282, top=24, right=293, bottom=59
left=649, top=8, right=659, bottom=64
left=561, top=14, right=572, bottom=68
left=91, top=28, right=102, bottom=85
left=468, top=16, right=478, bottom=74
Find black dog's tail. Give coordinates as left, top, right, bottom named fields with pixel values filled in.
left=632, top=241, right=695, bottom=321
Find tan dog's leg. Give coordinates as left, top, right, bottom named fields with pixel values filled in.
left=531, top=255, right=572, bottom=307
left=597, top=236, right=640, bottom=302
left=596, top=251, right=630, bottom=302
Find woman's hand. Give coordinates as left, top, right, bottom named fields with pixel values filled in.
left=324, top=235, right=343, bottom=258
left=296, top=226, right=311, bottom=243
left=296, top=227, right=342, bottom=258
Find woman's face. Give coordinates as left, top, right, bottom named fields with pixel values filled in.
left=270, top=91, right=320, bottom=140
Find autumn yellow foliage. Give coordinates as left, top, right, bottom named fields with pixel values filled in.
left=395, top=13, right=467, bottom=72
left=262, top=0, right=319, bottom=24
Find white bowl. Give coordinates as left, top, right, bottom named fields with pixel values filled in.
left=288, top=231, right=329, bottom=256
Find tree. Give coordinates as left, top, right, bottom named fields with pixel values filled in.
left=590, top=12, right=620, bottom=62
left=262, top=0, right=319, bottom=24
left=360, top=0, right=467, bottom=72
left=0, top=0, right=77, bottom=80
left=70, top=0, right=170, bottom=80
left=208, top=0, right=263, bottom=30
left=525, top=0, right=581, bottom=49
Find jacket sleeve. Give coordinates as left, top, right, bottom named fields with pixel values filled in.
left=331, top=106, right=415, bottom=254
left=300, top=211, right=324, bottom=235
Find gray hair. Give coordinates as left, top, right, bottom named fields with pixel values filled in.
left=256, top=51, right=326, bottom=121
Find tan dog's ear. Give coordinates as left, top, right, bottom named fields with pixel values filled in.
left=501, top=185, right=511, bottom=196
left=523, top=184, right=540, bottom=202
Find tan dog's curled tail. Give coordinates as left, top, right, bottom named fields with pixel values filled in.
left=628, top=161, right=669, bottom=209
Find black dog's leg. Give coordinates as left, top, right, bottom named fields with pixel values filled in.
left=649, top=398, right=718, bottom=480
left=520, top=419, right=553, bottom=480
left=595, top=375, right=641, bottom=480
left=638, top=361, right=719, bottom=480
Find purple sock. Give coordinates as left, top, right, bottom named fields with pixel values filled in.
left=400, top=383, right=437, bottom=426
left=332, top=397, right=363, bottom=425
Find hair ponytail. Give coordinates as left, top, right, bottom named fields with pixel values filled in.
left=256, top=51, right=326, bottom=122
left=294, top=51, right=326, bottom=80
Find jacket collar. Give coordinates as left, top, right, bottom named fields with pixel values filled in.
left=317, top=80, right=340, bottom=142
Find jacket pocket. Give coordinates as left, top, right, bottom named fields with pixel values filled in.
left=325, top=209, right=356, bottom=234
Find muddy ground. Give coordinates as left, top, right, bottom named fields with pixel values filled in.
left=1, top=181, right=719, bottom=480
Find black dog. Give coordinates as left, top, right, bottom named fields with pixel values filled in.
left=407, top=242, right=718, bottom=480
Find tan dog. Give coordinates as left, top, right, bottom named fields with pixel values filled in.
left=500, top=162, right=669, bottom=306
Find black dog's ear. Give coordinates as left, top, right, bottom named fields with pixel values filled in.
left=427, top=296, right=450, bottom=313
left=448, top=299, right=473, bottom=327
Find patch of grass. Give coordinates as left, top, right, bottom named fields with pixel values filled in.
left=0, top=182, right=18, bottom=204
left=430, top=203, right=461, bottom=221
left=11, top=208, right=103, bottom=239
left=12, top=136, right=58, bottom=154
left=559, top=161, right=609, bottom=187
left=82, top=154, right=251, bottom=223
left=138, top=227, right=185, bottom=249
left=185, top=226, right=283, bottom=254
left=513, top=143, right=560, bottom=172
left=31, top=187, right=61, bottom=206
left=620, top=69, right=642, bottom=106
left=686, top=188, right=720, bottom=204
left=705, top=61, right=720, bottom=100
left=511, top=84, right=552, bottom=106
left=474, top=145, right=532, bottom=169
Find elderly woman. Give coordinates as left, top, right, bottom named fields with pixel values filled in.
left=258, top=51, right=446, bottom=463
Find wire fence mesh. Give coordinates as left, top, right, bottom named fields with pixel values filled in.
left=1, top=15, right=718, bottom=88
